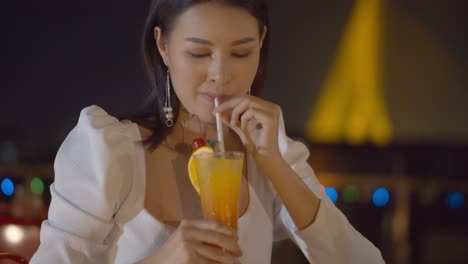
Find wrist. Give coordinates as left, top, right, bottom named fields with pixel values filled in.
left=137, top=248, right=164, bottom=264
left=253, top=145, right=282, bottom=160
left=254, top=149, right=288, bottom=177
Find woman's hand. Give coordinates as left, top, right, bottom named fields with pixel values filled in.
left=215, top=95, right=321, bottom=230
left=139, top=220, right=242, bottom=264
left=214, top=95, right=282, bottom=158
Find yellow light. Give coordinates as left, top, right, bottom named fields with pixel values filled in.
left=306, top=0, right=392, bottom=145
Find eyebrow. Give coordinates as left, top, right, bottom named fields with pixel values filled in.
left=184, top=37, right=256, bottom=46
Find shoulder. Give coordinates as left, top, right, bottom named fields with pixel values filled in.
left=62, top=105, right=140, bottom=154
left=75, top=105, right=132, bottom=142
left=276, top=111, right=310, bottom=164
left=53, top=105, right=142, bottom=220
left=56, top=105, right=139, bottom=174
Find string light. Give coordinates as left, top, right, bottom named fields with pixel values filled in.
left=325, top=187, right=338, bottom=203
left=446, top=192, right=464, bottom=209
left=1, top=177, right=15, bottom=197
left=372, top=187, right=389, bottom=207
left=343, top=185, right=359, bottom=204
left=4, top=225, right=24, bottom=244
left=30, top=177, right=45, bottom=195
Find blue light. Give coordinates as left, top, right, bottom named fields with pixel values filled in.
left=372, top=187, right=390, bottom=207
left=325, top=187, right=338, bottom=203
left=1, top=177, right=15, bottom=197
left=446, top=192, right=464, bottom=209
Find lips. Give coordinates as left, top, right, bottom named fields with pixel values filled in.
left=200, top=93, right=231, bottom=102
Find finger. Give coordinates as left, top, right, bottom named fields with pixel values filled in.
left=222, top=117, right=255, bottom=152
left=192, top=241, right=240, bottom=263
left=180, top=220, right=236, bottom=237
left=185, top=228, right=242, bottom=256
left=220, top=97, right=278, bottom=128
left=243, top=107, right=277, bottom=131
left=222, top=118, right=243, bottom=141
left=240, top=108, right=256, bottom=132
left=215, top=95, right=278, bottom=114
left=179, top=222, right=241, bottom=256
left=185, top=248, right=213, bottom=264
left=179, top=220, right=241, bottom=254
left=220, top=112, right=231, bottom=126
left=230, top=99, right=250, bottom=126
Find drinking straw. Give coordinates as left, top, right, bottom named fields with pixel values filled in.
left=214, top=97, right=225, bottom=152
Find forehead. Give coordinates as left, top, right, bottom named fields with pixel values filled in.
left=169, top=2, right=260, bottom=43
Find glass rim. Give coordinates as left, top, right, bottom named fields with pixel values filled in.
left=192, top=151, right=244, bottom=160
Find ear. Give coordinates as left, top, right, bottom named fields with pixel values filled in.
left=259, top=26, right=268, bottom=49
left=154, top=26, right=169, bottom=66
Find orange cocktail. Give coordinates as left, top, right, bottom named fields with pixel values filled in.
left=192, top=151, right=243, bottom=230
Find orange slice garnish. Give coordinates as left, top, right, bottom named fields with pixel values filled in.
left=187, top=146, right=214, bottom=194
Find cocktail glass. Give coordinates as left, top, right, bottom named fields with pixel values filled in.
left=192, top=151, right=244, bottom=230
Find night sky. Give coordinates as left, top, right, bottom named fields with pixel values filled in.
left=2, top=0, right=467, bottom=162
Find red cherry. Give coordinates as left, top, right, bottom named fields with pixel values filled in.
left=192, top=138, right=206, bottom=151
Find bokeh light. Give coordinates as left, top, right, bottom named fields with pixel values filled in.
left=325, top=187, right=338, bottom=203
left=446, top=192, right=464, bottom=209
left=342, top=185, right=360, bottom=204
left=30, top=177, right=45, bottom=195
left=1, top=177, right=15, bottom=197
left=372, top=187, right=390, bottom=207
left=4, top=225, right=24, bottom=244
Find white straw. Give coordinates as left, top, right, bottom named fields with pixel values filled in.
left=214, top=97, right=225, bottom=152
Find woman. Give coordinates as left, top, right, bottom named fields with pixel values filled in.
left=31, top=0, right=385, bottom=263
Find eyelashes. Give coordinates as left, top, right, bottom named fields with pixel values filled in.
left=188, top=53, right=209, bottom=58
left=188, top=52, right=252, bottom=59
left=232, top=53, right=252, bottom=58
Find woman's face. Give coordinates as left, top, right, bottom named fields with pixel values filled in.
left=155, top=2, right=266, bottom=123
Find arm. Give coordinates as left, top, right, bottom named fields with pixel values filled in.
left=215, top=97, right=385, bottom=263
left=30, top=106, right=141, bottom=264
left=32, top=106, right=242, bottom=264
left=214, top=96, right=319, bottom=229
left=255, top=149, right=320, bottom=230
left=271, top=135, right=385, bottom=263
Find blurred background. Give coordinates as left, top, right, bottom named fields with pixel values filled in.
left=1, top=0, right=467, bottom=263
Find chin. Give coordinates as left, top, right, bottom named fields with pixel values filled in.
left=198, top=111, right=216, bottom=124
left=184, top=106, right=216, bottom=124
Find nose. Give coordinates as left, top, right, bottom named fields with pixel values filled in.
left=208, top=55, right=233, bottom=87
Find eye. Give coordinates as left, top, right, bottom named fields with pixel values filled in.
left=232, top=52, right=251, bottom=58
left=188, top=52, right=210, bottom=58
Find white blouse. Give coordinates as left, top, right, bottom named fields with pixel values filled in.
left=31, top=105, right=385, bottom=264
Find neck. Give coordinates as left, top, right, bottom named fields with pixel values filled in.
left=164, top=107, right=230, bottom=150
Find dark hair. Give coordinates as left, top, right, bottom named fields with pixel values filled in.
left=129, top=0, right=269, bottom=150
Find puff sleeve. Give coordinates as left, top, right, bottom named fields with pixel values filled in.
left=30, top=106, right=144, bottom=264
left=272, top=112, right=385, bottom=263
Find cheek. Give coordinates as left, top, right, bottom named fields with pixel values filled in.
left=169, top=54, right=207, bottom=96
left=235, top=57, right=260, bottom=92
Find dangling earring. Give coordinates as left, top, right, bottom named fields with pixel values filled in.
left=248, top=87, right=252, bottom=96
left=163, top=69, right=174, bottom=127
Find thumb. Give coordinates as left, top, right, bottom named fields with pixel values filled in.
left=222, top=119, right=256, bottom=154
